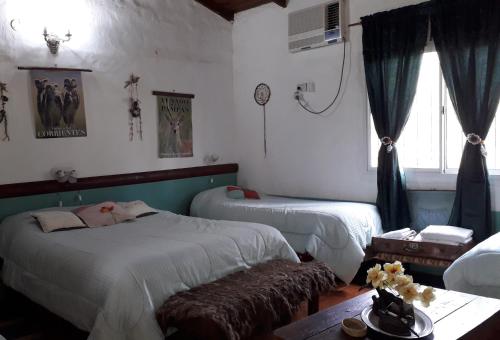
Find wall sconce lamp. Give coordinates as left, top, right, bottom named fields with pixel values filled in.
left=53, top=168, right=78, bottom=184
left=43, top=27, right=72, bottom=54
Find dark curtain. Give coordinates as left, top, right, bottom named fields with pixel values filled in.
left=362, top=5, right=429, bottom=231
left=431, top=0, right=500, bottom=241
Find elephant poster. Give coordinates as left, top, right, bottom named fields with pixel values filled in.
left=157, top=93, right=193, bottom=158
left=31, top=70, right=87, bottom=138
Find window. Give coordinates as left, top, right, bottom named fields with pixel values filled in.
left=369, top=51, right=500, bottom=172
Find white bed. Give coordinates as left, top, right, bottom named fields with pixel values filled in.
left=0, top=208, right=298, bottom=340
left=190, top=187, right=383, bottom=283
left=444, top=232, right=500, bottom=299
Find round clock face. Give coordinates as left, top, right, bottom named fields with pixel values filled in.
left=254, top=83, right=271, bottom=106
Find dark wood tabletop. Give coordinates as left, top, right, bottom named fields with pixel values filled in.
left=273, top=288, right=500, bottom=340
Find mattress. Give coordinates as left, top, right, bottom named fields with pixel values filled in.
left=0, top=208, right=298, bottom=340
left=444, top=232, right=500, bottom=299
left=190, top=187, right=383, bottom=283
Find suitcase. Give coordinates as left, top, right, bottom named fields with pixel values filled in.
left=369, top=236, right=475, bottom=262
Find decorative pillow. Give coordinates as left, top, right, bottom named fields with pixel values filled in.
left=226, top=186, right=261, bottom=200
left=74, top=202, right=135, bottom=227
left=226, top=189, right=245, bottom=199
left=119, top=200, right=158, bottom=218
left=31, top=211, right=87, bottom=233
left=242, top=189, right=260, bottom=200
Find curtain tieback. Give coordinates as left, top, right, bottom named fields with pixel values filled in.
left=466, top=133, right=487, bottom=156
left=381, top=136, right=394, bottom=153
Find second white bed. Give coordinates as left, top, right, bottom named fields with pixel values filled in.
left=444, top=232, right=500, bottom=299
left=191, top=187, right=383, bottom=283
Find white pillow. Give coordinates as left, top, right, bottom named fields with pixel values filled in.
left=32, top=211, right=87, bottom=233
left=120, top=201, right=158, bottom=218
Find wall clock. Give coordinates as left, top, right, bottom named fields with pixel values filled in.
left=254, top=83, right=271, bottom=156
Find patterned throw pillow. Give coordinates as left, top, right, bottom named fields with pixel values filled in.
left=74, top=202, right=135, bottom=227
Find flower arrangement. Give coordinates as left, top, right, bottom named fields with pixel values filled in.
left=366, top=261, right=435, bottom=307
left=365, top=261, right=436, bottom=336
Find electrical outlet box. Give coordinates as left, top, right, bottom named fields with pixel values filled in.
left=297, top=82, right=316, bottom=92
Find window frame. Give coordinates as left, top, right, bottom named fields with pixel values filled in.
left=366, top=48, right=500, bottom=176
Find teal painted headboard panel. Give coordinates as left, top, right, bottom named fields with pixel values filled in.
left=0, top=173, right=236, bottom=222
left=407, top=190, right=500, bottom=234
left=407, top=190, right=455, bottom=231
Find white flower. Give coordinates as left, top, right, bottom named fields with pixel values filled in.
left=366, top=264, right=387, bottom=288
left=394, top=274, right=413, bottom=293
left=398, top=283, right=420, bottom=304
left=419, top=286, right=436, bottom=307
left=383, top=261, right=404, bottom=283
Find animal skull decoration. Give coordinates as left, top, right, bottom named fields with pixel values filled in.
left=254, top=83, right=271, bottom=157
left=43, top=28, right=72, bottom=55
left=124, top=74, right=142, bottom=141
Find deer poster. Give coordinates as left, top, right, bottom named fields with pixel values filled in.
left=156, top=92, right=193, bottom=158
left=30, top=70, right=87, bottom=139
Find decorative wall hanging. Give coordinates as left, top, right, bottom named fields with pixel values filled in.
left=153, top=91, right=194, bottom=158
left=0, top=82, right=9, bottom=141
left=254, top=83, right=271, bottom=156
left=124, top=74, right=142, bottom=141
left=43, top=27, right=72, bottom=55
left=19, top=67, right=91, bottom=139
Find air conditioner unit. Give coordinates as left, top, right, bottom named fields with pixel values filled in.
left=288, top=1, right=346, bottom=53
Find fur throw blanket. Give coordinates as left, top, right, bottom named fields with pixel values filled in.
left=156, top=259, right=336, bottom=340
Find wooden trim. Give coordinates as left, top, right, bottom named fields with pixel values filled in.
left=195, top=0, right=235, bottom=21
left=0, top=163, right=238, bottom=199
left=18, top=66, right=93, bottom=72
left=194, top=0, right=287, bottom=22
left=272, top=0, right=287, bottom=8
left=152, top=91, right=195, bottom=99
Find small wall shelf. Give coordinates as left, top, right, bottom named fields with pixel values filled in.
left=152, top=91, right=195, bottom=99
left=17, top=66, right=93, bottom=72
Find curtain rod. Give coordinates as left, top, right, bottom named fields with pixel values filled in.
left=349, top=22, right=361, bottom=27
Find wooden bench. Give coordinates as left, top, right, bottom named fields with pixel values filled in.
left=157, top=259, right=336, bottom=340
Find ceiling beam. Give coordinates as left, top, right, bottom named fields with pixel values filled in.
left=272, top=0, right=288, bottom=8
left=194, top=0, right=287, bottom=22
left=195, top=0, right=234, bottom=21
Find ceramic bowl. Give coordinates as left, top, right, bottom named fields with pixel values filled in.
left=341, top=318, right=368, bottom=338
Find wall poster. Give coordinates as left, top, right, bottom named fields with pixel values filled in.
left=156, top=92, right=193, bottom=158
left=31, top=70, right=87, bottom=138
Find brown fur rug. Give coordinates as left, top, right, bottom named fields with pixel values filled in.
left=156, top=259, right=336, bottom=340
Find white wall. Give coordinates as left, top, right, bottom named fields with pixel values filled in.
left=232, top=0, right=500, bottom=210
left=0, top=0, right=236, bottom=184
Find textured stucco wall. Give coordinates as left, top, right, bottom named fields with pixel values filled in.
left=232, top=0, right=500, bottom=212
left=0, top=0, right=236, bottom=184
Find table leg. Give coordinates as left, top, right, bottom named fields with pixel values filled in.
left=308, top=293, right=319, bottom=315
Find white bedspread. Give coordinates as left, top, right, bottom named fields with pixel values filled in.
left=444, top=232, right=500, bottom=299
left=191, top=187, right=383, bottom=283
left=0, top=209, right=298, bottom=340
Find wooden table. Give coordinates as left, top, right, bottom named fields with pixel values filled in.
left=273, top=289, right=500, bottom=339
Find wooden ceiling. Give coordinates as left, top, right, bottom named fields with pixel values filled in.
left=195, top=0, right=287, bottom=21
